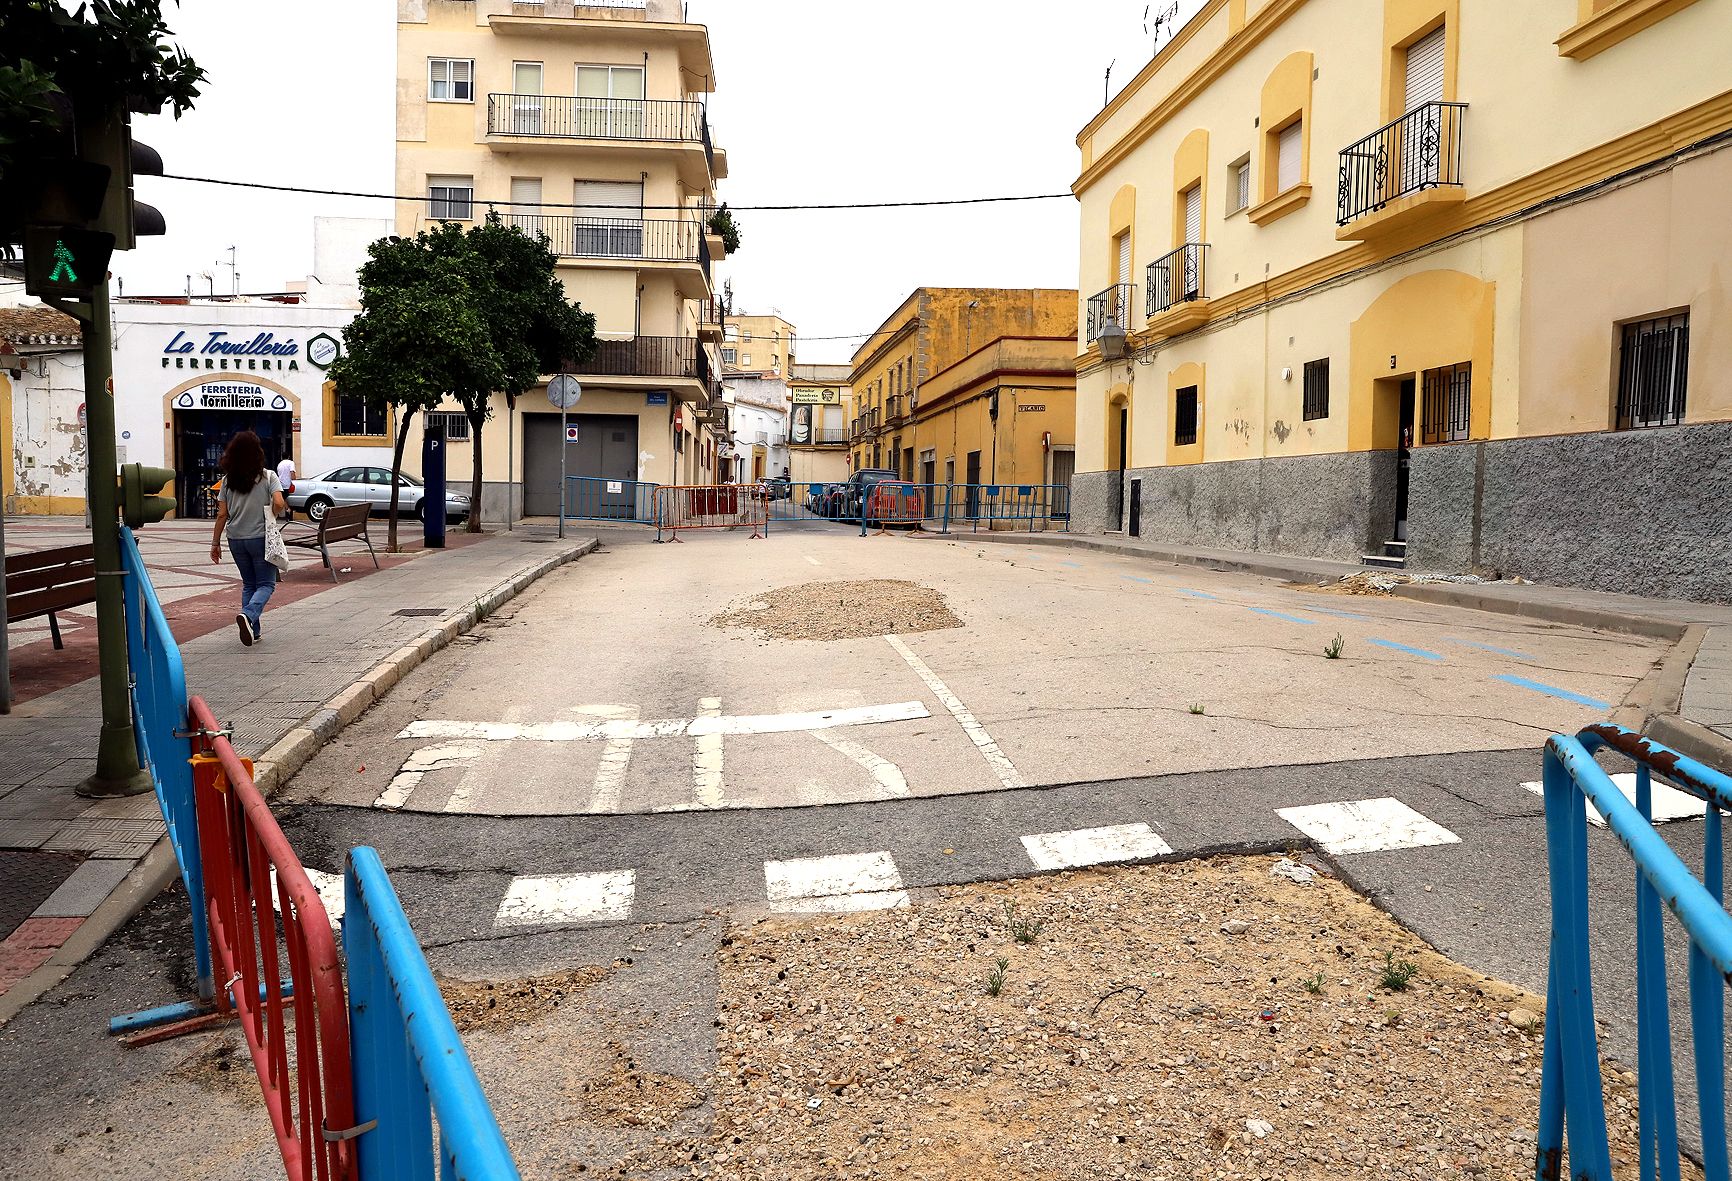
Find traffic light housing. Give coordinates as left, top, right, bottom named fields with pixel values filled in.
left=119, top=464, right=177, bottom=528
left=22, top=225, right=114, bottom=300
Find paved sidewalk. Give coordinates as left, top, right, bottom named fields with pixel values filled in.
left=0, top=522, right=597, bottom=1011
left=963, top=529, right=1732, bottom=768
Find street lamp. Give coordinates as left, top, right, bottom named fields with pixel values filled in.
left=1097, top=316, right=1128, bottom=360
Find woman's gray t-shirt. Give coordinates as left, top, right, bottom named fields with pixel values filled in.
left=222, top=472, right=283, bottom=540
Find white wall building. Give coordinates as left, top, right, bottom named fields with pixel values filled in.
left=723, top=374, right=790, bottom=483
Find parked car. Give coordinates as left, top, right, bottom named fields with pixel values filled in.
left=806, top=482, right=843, bottom=517
left=762, top=475, right=793, bottom=501
left=838, top=468, right=915, bottom=523
left=286, top=466, right=471, bottom=523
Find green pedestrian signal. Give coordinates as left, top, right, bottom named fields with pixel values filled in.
left=48, top=239, right=78, bottom=284
left=23, top=225, right=114, bottom=300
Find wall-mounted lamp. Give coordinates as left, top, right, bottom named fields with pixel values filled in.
left=1281, top=366, right=1293, bottom=382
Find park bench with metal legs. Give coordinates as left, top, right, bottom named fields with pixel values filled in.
left=4, top=543, right=96, bottom=649
left=285, top=502, right=379, bottom=583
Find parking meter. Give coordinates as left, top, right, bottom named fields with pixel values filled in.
left=422, top=427, right=447, bottom=548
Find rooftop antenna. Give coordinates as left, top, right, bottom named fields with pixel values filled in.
left=1146, top=1, right=1181, bottom=54
left=200, top=269, right=214, bottom=298
left=225, top=246, right=238, bottom=296
left=1104, top=59, right=1114, bottom=107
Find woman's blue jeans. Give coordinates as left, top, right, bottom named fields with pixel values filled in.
left=229, top=535, right=278, bottom=632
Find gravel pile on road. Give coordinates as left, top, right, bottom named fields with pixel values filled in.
left=1294, top=572, right=1409, bottom=596
left=710, top=579, right=961, bottom=642
left=439, top=967, right=609, bottom=1033
left=610, top=854, right=1668, bottom=1180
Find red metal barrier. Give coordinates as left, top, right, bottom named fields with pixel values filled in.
left=189, top=696, right=358, bottom=1181
left=864, top=482, right=927, bottom=534
left=656, top=483, right=766, bottom=541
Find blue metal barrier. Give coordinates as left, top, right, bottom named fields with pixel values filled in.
left=1537, top=723, right=1730, bottom=1181
left=119, top=526, right=211, bottom=1000
left=344, top=846, right=522, bottom=1181
left=936, top=483, right=1072, bottom=533
left=561, top=475, right=658, bottom=524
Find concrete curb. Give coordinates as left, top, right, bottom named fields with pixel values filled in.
left=0, top=837, right=182, bottom=1027
left=0, top=536, right=599, bottom=1026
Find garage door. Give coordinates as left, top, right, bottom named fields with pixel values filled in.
left=523, top=413, right=640, bottom=517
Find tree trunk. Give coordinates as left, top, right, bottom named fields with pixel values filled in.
left=388, top=408, right=415, bottom=553
left=468, top=405, right=486, bottom=533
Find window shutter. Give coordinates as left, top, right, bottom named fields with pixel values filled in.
left=1277, top=122, right=1303, bottom=192
left=572, top=180, right=644, bottom=220
left=452, top=59, right=472, bottom=100
left=1116, top=231, right=1131, bottom=286
left=1404, top=27, right=1446, bottom=111
left=1235, top=162, right=1250, bottom=212
left=1184, top=185, right=1201, bottom=243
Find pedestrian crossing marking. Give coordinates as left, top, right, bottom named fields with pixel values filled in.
left=1276, top=797, right=1460, bottom=855
left=495, top=870, right=637, bottom=928
left=764, top=851, right=908, bottom=914
left=1021, top=823, right=1172, bottom=871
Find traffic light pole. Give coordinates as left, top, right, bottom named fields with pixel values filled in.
left=69, top=284, right=149, bottom=797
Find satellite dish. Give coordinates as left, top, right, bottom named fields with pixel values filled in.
left=546, top=375, right=583, bottom=409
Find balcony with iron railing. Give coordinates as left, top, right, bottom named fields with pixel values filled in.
left=884, top=394, right=910, bottom=427
left=809, top=427, right=850, bottom=445
left=503, top=213, right=710, bottom=295
left=485, top=94, right=716, bottom=181
left=1085, top=283, right=1134, bottom=345
left=697, top=297, right=724, bottom=341
left=572, top=336, right=700, bottom=380
left=1336, top=101, right=1467, bottom=240
left=1145, top=243, right=1211, bottom=336
left=506, top=0, right=665, bottom=20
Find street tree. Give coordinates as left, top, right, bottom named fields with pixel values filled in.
left=420, top=215, right=595, bottom=531
left=327, top=236, right=503, bottom=552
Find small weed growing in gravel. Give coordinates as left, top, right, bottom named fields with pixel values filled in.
left=985, top=956, right=1010, bottom=996
left=1300, top=971, right=1327, bottom=995
left=1003, top=900, right=1045, bottom=944
left=1517, top=1014, right=1543, bottom=1037
left=1379, top=950, right=1419, bottom=992
left=1188, top=703, right=1207, bottom=715
left=1324, top=633, right=1346, bottom=659
left=1384, top=1009, right=1403, bottom=1027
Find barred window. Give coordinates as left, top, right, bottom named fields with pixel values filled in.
left=1302, top=358, right=1329, bottom=421
left=1420, top=362, right=1472, bottom=444
left=337, top=394, right=388, bottom=438
left=1616, top=313, right=1689, bottom=429
left=1174, top=385, right=1199, bottom=446
left=426, top=411, right=470, bottom=441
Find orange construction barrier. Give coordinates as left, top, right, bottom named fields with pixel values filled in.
left=863, top=481, right=927, bottom=535
left=656, top=483, right=766, bottom=541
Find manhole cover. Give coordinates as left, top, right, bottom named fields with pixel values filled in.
left=0, top=850, right=83, bottom=940
left=393, top=608, right=445, bottom=618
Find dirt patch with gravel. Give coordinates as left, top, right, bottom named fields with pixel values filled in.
left=1288, top=572, right=1407, bottom=597
left=710, top=579, right=961, bottom=642
left=440, top=966, right=610, bottom=1033
left=598, top=854, right=1676, bottom=1180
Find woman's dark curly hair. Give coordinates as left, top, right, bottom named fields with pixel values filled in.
left=219, top=430, right=267, bottom=495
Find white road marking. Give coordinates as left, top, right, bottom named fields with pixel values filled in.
left=804, top=555, right=822, bottom=566
left=1021, top=823, right=1173, bottom=871
left=812, top=730, right=909, bottom=797
left=270, top=867, right=345, bottom=930
left=884, top=634, right=1022, bottom=790
left=1277, top=798, right=1461, bottom=856
left=373, top=742, right=483, bottom=810
left=764, top=851, right=908, bottom=914
left=1520, top=772, right=1708, bottom=827
left=575, top=704, right=639, bottom=813
left=398, top=700, right=930, bottom=743
left=694, top=696, right=725, bottom=808
left=495, top=870, right=636, bottom=928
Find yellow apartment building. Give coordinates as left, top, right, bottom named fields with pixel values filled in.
left=785, top=362, right=852, bottom=487
left=394, top=0, right=728, bottom=520
left=723, top=314, right=795, bottom=376
left=850, top=288, right=1077, bottom=499
left=1072, top=0, right=1732, bottom=599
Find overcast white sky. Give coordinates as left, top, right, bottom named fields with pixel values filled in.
left=112, top=0, right=1204, bottom=364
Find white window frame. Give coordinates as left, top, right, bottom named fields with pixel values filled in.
left=427, top=176, right=475, bottom=221
left=428, top=58, right=474, bottom=103
left=1228, top=156, right=1251, bottom=215
left=1277, top=119, right=1304, bottom=193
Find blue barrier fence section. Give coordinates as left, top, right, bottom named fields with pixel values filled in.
left=939, top=483, right=1072, bottom=533
left=119, top=526, right=211, bottom=1000
left=1537, top=724, right=1730, bottom=1181
left=345, top=846, right=522, bottom=1181
left=562, top=476, right=659, bottom=523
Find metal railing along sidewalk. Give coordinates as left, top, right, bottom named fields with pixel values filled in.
left=1537, top=723, right=1729, bottom=1181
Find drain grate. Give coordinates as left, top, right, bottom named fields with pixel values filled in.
left=393, top=608, right=446, bottom=618
left=1, top=850, right=83, bottom=940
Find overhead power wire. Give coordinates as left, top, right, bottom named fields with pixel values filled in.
left=158, top=173, right=1074, bottom=212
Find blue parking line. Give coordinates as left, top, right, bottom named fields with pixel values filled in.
left=1246, top=606, right=1316, bottom=625
left=1120, top=574, right=1151, bottom=583
left=1307, top=606, right=1372, bottom=621
left=1446, top=638, right=1534, bottom=661
left=1494, top=674, right=1610, bottom=711
left=1367, top=638, right=1444, bottom=660
left=1175, top=589, right=1217, bottom=600
left=1057, top=560, right=1084, bottom=569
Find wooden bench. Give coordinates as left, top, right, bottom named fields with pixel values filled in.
left=4, top=544, right=96, bottom=650
left=285, top=502, right=380, bottom=583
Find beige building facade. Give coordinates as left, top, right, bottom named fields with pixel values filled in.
left=723, top=314, right=795, bottom=377
left=394, top=0, right=728, bottom=519
left=785, top=362, right=852, bottom=488
left=1072, top=0, right=1732, bottom=600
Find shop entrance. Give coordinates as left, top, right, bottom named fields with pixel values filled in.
left=173, top=409, right=292, bottom=518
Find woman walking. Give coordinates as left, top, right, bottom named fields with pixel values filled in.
left=209, top=430, right=287, bottom=646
